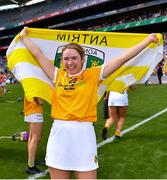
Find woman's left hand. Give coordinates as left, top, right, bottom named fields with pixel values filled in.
left=148, top=33, right=159, bottom=43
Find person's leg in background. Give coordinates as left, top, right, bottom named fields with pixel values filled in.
left=114, top=106, right=128, bottom=138
left=102, top=106, right=118, bottom=140
left=26, top=122, right=43, bottom=174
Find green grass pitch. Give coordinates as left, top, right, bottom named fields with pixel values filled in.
left=0, top=83, right=167, bottom=179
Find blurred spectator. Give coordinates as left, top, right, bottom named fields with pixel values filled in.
left=156, top=62, right=163, bottom=84
left=103, top=91, right=109, bottom=119
left=0, top=72, right=7, bottom=95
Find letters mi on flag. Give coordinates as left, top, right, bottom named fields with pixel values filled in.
left=6, top=28, right=163, bottom=104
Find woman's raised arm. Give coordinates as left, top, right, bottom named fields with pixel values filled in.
left=20, top=27, right=55, bottom=81
left=103, top=33, right=159, bottom=79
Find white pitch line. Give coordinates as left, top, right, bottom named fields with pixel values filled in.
left=97, top=107, right=167, bottom=148
left=0, top=136, right=12, bottom=139
left=6, top=100, right=15, bottom=103
left=28, top=107, right=167, bottom=179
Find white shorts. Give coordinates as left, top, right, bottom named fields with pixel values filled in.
left=108, top=91, right=128, bottom=106
left=45, top=120, right=98, bottom=171
left=24, top=113, right=43, bottom=123
left=0, top=82, right=6, bottom=87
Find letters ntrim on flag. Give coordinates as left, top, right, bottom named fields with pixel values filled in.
left=6, top=28, right=163, bottom=104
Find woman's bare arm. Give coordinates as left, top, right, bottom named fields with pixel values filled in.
left=103, top=33, right=159, bottom=78
left=20, top=27, right=54, bottom=81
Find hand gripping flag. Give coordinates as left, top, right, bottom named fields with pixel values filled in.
left=6, top=28, right=163, bottom=104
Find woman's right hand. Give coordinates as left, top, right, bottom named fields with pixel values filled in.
left=20, top=27, right=28, bottom=38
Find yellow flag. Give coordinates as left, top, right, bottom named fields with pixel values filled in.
left=7, top=28, right=163, bottom=104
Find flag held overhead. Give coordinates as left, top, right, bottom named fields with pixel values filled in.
left=7, top=28, right=163, bottom=104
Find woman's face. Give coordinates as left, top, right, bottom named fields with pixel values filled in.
left=62, top=48, right=84, bottom=75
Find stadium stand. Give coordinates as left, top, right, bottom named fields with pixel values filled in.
left=0, top=0, right=167, bottom=72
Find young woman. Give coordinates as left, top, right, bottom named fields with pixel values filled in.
left=24, top=96, right=44, bottom=174
left=102, top=85, right=135, bottom=140
left=20, top=27, right=158, bottom=179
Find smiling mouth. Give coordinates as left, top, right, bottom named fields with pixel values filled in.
left=67, top=65, right=76, bottom=70
left=67, top=67, right=74, bottom=71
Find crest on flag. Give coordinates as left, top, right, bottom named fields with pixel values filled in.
left=54, top=46, right=105, bottom=68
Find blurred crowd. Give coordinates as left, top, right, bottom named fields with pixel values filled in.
left=88, top=8, right=167, bottom=31
left=0, top=63, right=17, bottom=84
left=1, top=3, right=167, bottom=81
